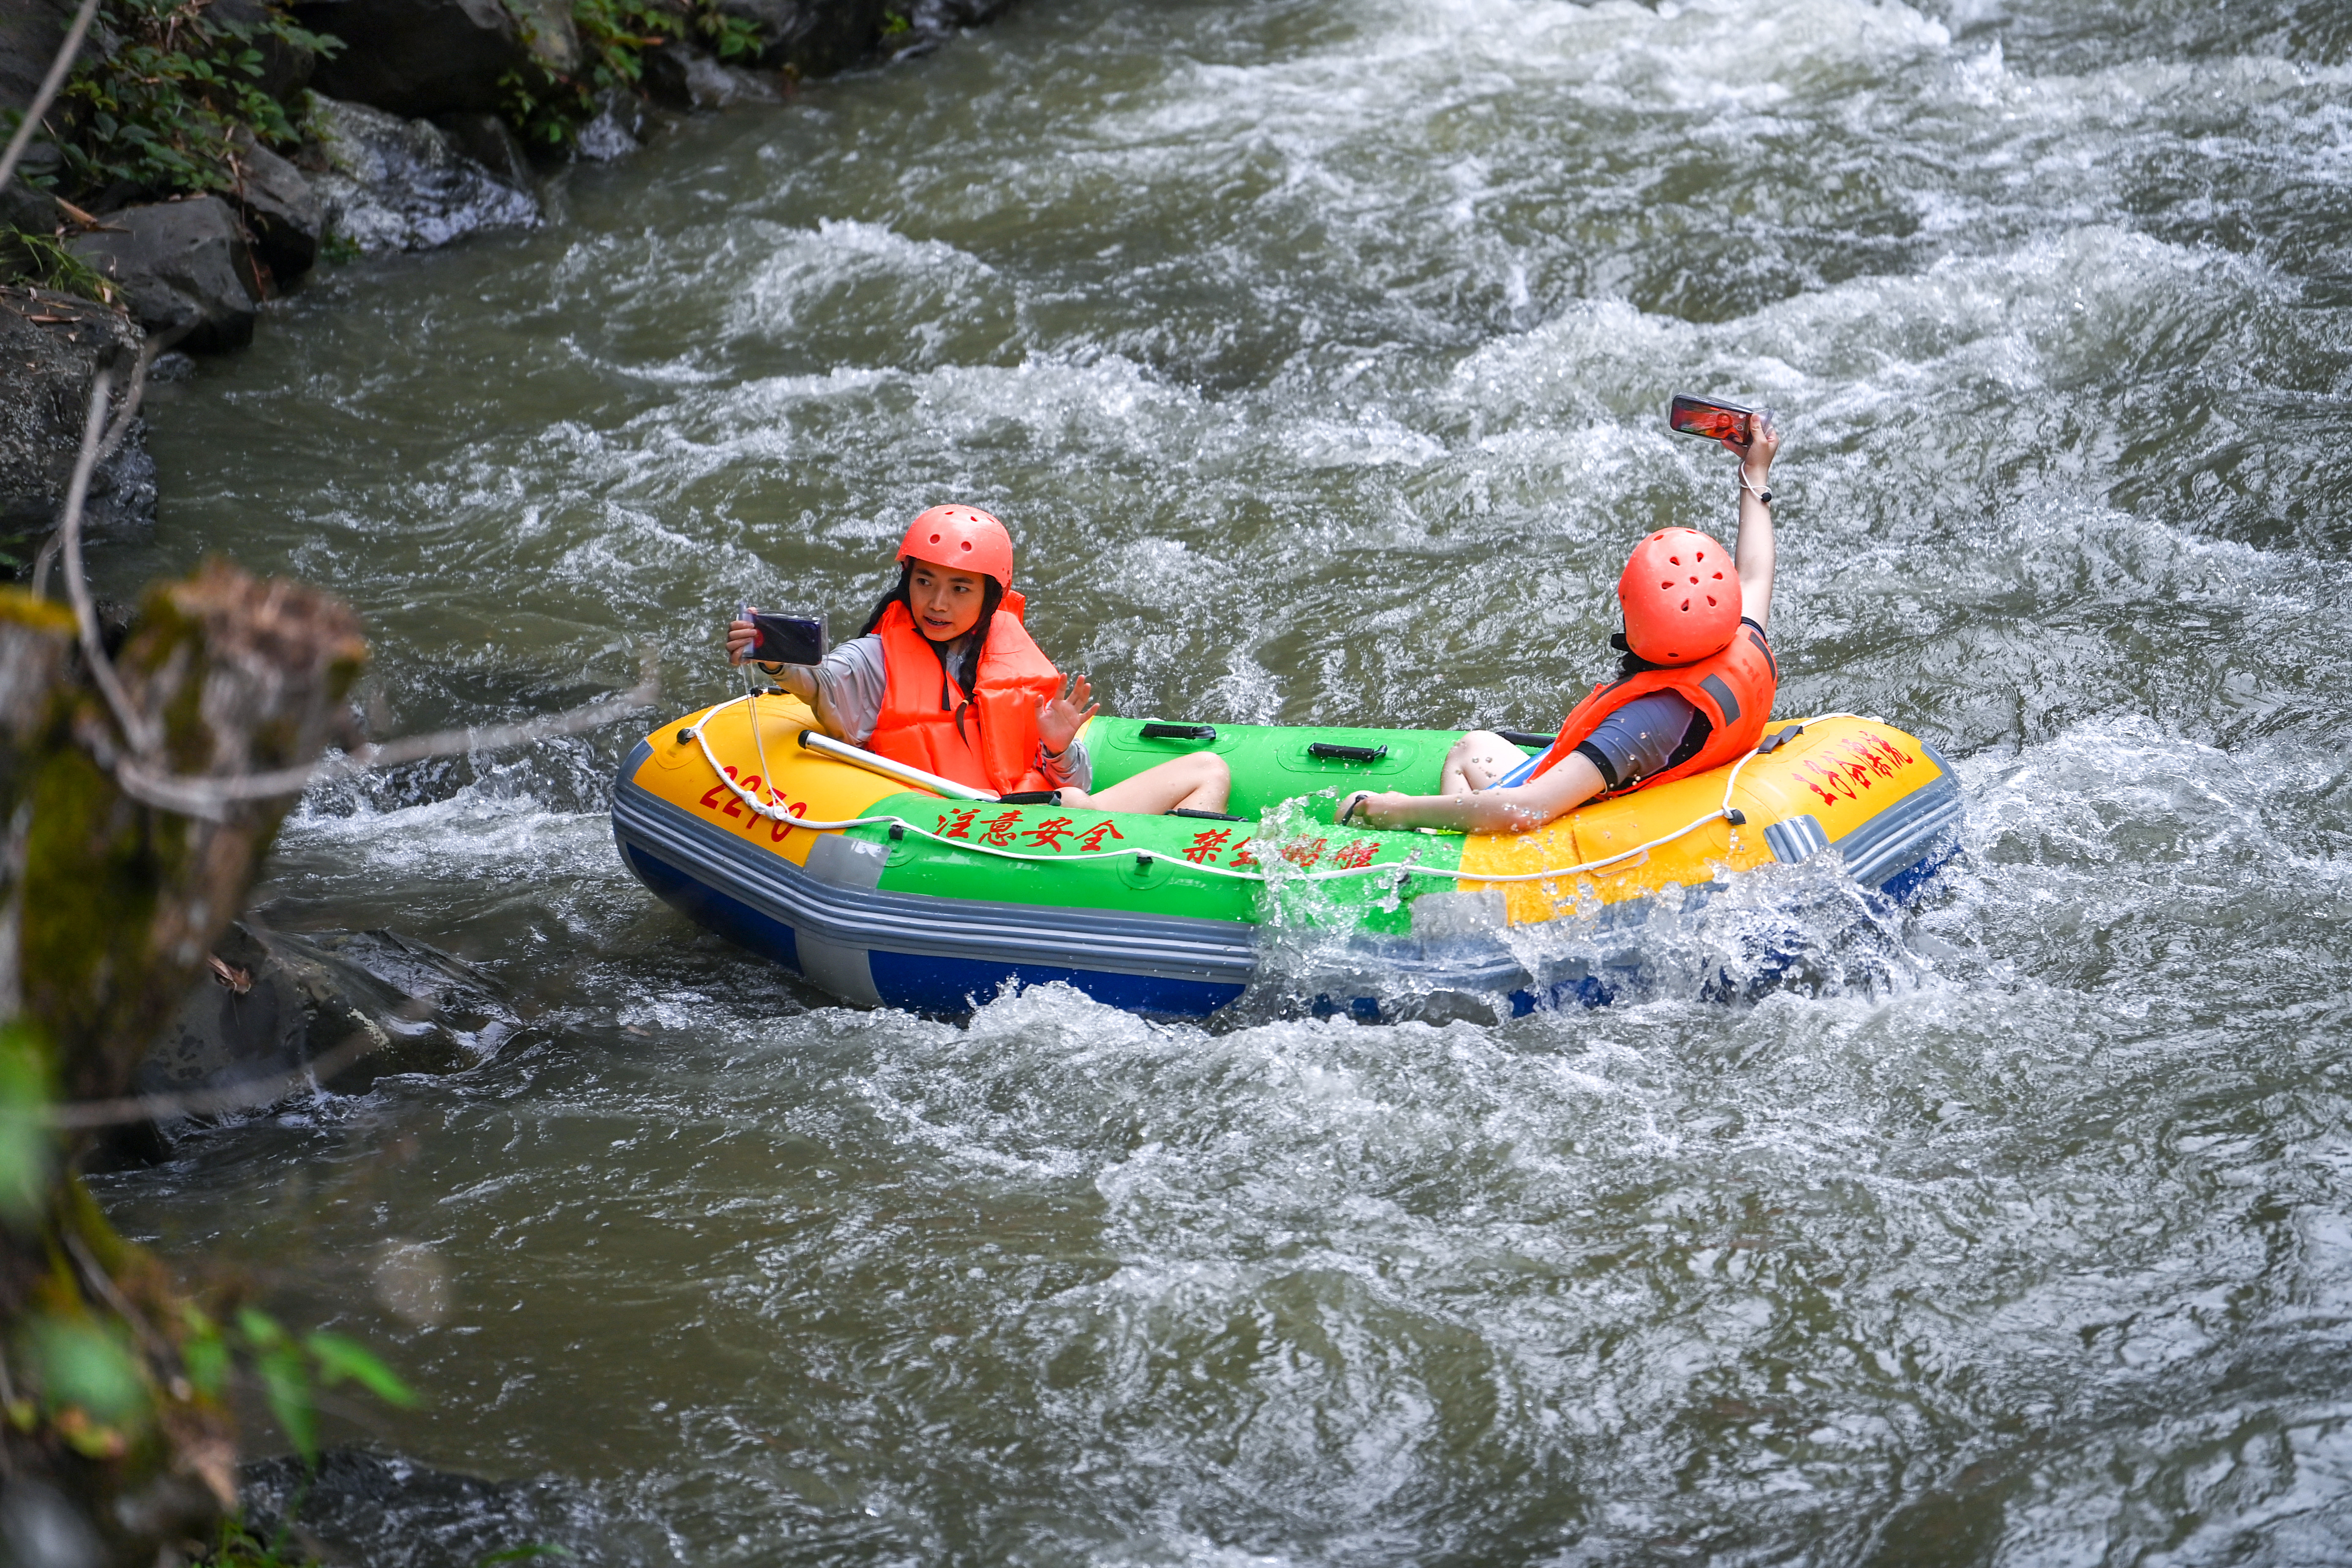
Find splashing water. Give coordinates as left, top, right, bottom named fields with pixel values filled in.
left=90, top=0, right=2352, bottom=1560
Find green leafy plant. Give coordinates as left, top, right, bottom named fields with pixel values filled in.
left=879, top=10, right=910, bottom=35
left=179, top=1305, right=417, bottom=1467
left=0, top=226, right=119, bottom=305
left=36, top=0, right=340, bottom=204
left=695, top=6, right=764, bottom=61
left=500, top=0, right=766, bottom=147
left=199, top=1505, right=318, bottom=1568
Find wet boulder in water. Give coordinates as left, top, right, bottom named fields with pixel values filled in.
left=429, top=110, right=537, bottom=190
left=63, top=196, right=264, bottom=352
left=0, top=287, right=155, bottom=549
left=137, top=921, right=525, bottom=1136
left=572, top=88, right=648, bottom=162
left=297, top=96, right=540, bottom=253
left=240, top=1450, right=615, bottom=1568
left=640, top=41, right=784, bottom=112
left=894, top=0, right=1022, bottom=55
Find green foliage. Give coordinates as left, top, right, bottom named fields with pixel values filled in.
left=501, top=0, right=764, bottom=147
left=0, top=1022, right=56, bottom=1226
left=0, top=225, right=117, bottom=304
left=37, top=0, right=340, bottom=204
left=211, top=1307, right=416, bottom=1466
left=479, top=1549, right=574, bottom=1566
left=25, top=1316, right=146, bottom=1430
left=201, top=1513, right=318, bottom=1568
left=879, top=10, right=911, bottom=35
left=696, top=5, right=765, bottom=61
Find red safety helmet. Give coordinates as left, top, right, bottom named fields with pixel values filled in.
left=1619, top=527, right=1739, bottom=666
left=898, top=504, right=1014, bottom=589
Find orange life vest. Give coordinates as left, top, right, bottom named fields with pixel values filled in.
left=868, top=598, right=1061, bottom=797
left=1529, top=620, right=1778, bottom=797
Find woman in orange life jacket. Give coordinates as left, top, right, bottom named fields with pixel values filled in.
left=1340, top=410, right=1781, bottom=834
left=725, top=506, right=1232, bottom=814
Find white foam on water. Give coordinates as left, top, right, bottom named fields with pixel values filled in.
left=97, top=0, right=2352, bottom=1559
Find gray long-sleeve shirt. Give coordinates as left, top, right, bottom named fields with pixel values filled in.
left=761, top=633, right=1092, bottom=792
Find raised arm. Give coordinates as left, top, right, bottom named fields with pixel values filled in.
left=727, top=618, right=859, bottom=738
left=1722, top=410, right=1780, bottom=632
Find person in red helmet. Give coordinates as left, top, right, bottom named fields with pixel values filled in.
left=1340, top=411, right=1780, bottom=834
left=727, top=505, right=1230, bottom=813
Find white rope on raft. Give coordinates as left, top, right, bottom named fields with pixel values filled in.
left=681, top=695, right=1880, bottom=887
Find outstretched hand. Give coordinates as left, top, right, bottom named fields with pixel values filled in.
left=1035, top=673, right=1101, bottom=756
left=1723, top=407, right=1780, bottom=481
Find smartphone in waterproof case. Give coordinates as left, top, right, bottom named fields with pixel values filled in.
left=1669, top=393, right=1759, bottom=445
left=742, top=607, right=828, bottom=666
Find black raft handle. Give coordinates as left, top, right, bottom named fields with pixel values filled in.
left=1140, top=722, right=1217, bottom=742
left=1495, top=729, right=1556, bottom=750
left=1307, top=742, right=1388, bottom=763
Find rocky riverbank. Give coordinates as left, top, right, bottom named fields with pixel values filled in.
left=3, top=0, right=1019, bottom=1140
left=0, top=0, right=1019, bottom=557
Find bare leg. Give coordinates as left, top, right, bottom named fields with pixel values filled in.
left=1342, top=749, right=1604, bottom=836
left=1062, top=752, right=1232, bottom=815
left=1437, top=730, right=1530, bottom=795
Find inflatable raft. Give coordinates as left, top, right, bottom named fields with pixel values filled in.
left=611, top=697, right=1962, bottom=1017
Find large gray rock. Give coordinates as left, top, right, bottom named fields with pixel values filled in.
left=63, top=196, right=263, bottom=353
left=504, top=0, right=584, bottom=77
left=1, top=174, right=57, bottom=237
left=230, top=131, right=324, bottom=280
left=640, top=42, right=784, bottom=112
left=0, top=0, right=83, bottom=121
left=298, top=95, right=539, bottom=253
left=430, top=110, right=536, bottom=190
left=293, top=0, right=534, bottom=118
left=0, top=287, right=154, bottom=550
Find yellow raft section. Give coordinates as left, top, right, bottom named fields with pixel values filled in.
left=627, top=692, right=901, bottom=869
left=628, top=697, right=1946, bottom=928
left=1459, top=715, right=1946, bottom=924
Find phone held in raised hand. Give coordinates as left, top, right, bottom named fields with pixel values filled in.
left=1669, top=392, right=1760, bottom=445
left=742, top=607, right=828, bottom=666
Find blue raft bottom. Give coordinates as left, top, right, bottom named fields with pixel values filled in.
left=623, top=828, right=1963, bottom=1024
left=623, top=841, right=1250, bottom=1018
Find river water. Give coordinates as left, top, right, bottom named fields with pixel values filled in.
left=86, top=0, right=2352, bottom=1561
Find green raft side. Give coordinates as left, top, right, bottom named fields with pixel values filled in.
left=1082, top=714, right=1544, bottom=820
left=851, top=786, right=1471, bottom=936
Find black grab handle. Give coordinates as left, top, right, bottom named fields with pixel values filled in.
left=1495, top=729, right=1556, bottom=750
left=1140, top=722, right=1217, bottom=742
left=1307, top=742, right=1388, bottom=763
